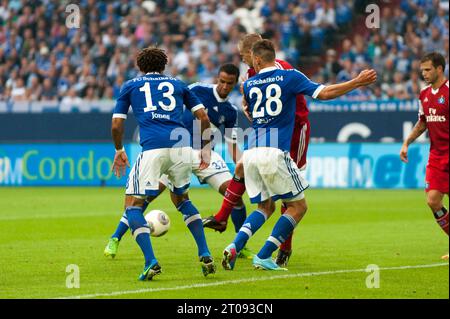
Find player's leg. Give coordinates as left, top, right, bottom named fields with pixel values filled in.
left=425, top=166, right=449, bottom=260
left=202, top=177, right=248, bottom=233
left=171, top=191, right=216, bottom=276
left=168, top=147, right=216, bottom=276
left=123, top=150, right=167, bottom=280
left=427, top=191, right=449, bottom=260
left=427, top=190, right=449, bottom=235
left=126, top=195, right=161, bottom=280
left=222, top=149, right=273, bottom=270
left=104, top=181, right=167, bottom=258
left=254, top=196, right=307, bottom=271
left=216, top=180, right=254, bottom=259
left=194, top=149, right=240, bottom=232
left=277, top=121, right=309, bottom=266
left=252, top=148, right=309, bottom=270
left=212, top=160, right=246, bottom=224
left=222, top=199, right=275, bottom=270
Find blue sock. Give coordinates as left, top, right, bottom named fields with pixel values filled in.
left=178, top=200, right=210, bottom=258
left=258, top=215, right=297, bottom=260
left=141, top=199, right=150, bottom=213
left=126, top=206, right=157, bottom=267
left=231, top=206, right=247, bottom=233
left=234, top=210, right=267, bottom=252
left=111, top=200, right=149, bottom=240
left=111, top=211, right=129, bottom=240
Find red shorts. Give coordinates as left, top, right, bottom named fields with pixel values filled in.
left=290, top=119, right=310, bottom=170
left=425, top=163, right=449, bottom=194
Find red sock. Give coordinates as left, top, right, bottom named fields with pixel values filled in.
left=214, top=177, right=246, bottom=222
left=435, top=207, right=449, bottom=235
left=279, top=204, right=293, bottom=251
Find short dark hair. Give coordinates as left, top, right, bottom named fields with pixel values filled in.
left=136, top=47, right=168, bottom=73
left=251, top=39, right=275, bottom=63
left=218, top=63, right=240, bottom=82
left=421, top=52, right=446, bottom=71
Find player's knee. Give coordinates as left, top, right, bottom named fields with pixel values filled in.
left=285, top=200, right=307, bottom=220
left=427, top=196, right=442, bottom=212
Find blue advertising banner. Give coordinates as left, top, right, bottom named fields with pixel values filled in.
left=1, top=143, right=430, bottom=189
left=305, top=143, right=429, bottom=189
left=0, top=144, right=126, bottom=186
left=0, top=143, right=206, bottom=188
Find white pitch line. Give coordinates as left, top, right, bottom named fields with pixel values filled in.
left=56, top=262, right=448, bottom=299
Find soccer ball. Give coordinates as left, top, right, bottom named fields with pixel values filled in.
left=145, top=210, right=171, bottom=237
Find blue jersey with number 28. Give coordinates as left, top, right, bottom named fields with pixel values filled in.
left=113, top=73, right=204, bottom=151
left=243, top=67, right=324, bottom=152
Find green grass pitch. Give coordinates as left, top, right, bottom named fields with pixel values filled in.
left=0, top=187, right=448, bottom=299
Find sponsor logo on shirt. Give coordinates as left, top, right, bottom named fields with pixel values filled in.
left=426, top=108, right=446, bottom=122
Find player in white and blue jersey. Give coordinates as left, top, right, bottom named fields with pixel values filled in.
left=222, top=40, right=377, bottom=271
left=105, top=64, right=254, bottom=260
left=110, top=47, right=216, bottom=280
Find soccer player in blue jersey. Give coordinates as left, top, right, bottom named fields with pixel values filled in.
left=105, top=64, right=254, bottom=259
left=222, top=39, right=377, bottom=271
left=110, top=47, right=216, bottom=280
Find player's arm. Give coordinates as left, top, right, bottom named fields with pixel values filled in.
left=316, top=69, right=377, bottom=100
left=400, top=119, right=427, bottom=163
left=225, top=111, right=241, bottom=163
left=193, top=108, right=212, bottom=169
left=184, top=86, right=212, bottom=169
left=227, top=140, right=241, bottom=163
left=111, top=84, right=131, bottom=177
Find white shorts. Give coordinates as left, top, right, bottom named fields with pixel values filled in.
left=126, top=147, right=192, bottom=198
left=243, top=147, right=308, bottom=204
left=160, top=149, right=232, bottom=192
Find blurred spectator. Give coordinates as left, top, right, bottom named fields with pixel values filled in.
left=10, top=77, right=27, bottom=101
left=0, top=0, right=448, bottom=105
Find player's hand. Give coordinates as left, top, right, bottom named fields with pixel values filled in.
left=355, top=69, right=377, bottom=87
left=199, top=147, right=211, bottom=170
left=112, top=149, right=130, bottom=177
left=399, top=144, right=409, bottom=163
left=242, top=96, right=252, bottom=122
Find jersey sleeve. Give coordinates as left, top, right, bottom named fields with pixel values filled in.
left=112, top=82, right=131, bottom=119
left=290, top=70, right=325, bottom=99
left=418, top=99, right=426, bottom=122
left=183, top=85, right=205, bottom=113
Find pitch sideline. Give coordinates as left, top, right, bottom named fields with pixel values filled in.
left=56, top=262, right=448, bottom=299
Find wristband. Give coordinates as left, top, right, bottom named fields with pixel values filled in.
left=115, top=147, right=125, bottom=153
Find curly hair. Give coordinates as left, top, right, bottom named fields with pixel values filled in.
left=136, top=47, right=168, bottom=74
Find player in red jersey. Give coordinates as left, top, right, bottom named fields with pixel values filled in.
left=203, top=33, right=310, bottom=267
left=400, top=52, right=449, bottom=260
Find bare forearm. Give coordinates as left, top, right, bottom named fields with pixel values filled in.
left=200, top=118, right=211, bottom=149
left=318, top=79, right=359, bottom=100
left=404, top=120, right=427, bottom=146
left=111, top=118, right=125, bottom=150
left=228, top=142, right=241, bottom=163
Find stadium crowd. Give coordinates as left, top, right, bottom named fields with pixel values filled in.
left=0, top=0, right=448, bottom=104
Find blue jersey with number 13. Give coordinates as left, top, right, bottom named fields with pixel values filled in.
left=113, top=73, right=204, bottom=151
